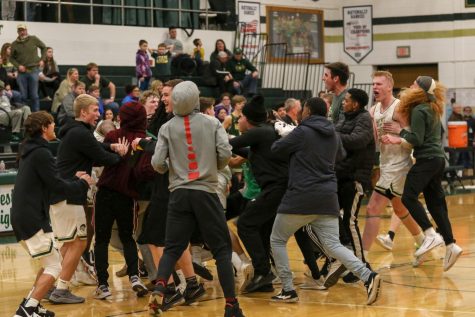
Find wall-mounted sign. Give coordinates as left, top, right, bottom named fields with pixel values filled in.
left=343, top=5, right=373, bottom=63
left=238, top=1, right=260, bottom=33
left=396, top=46, right=411, bottom=58
left=0, top=184, right=14, bottom=233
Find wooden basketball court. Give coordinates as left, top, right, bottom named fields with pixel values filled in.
left=0, top=193, right=473, bottom=317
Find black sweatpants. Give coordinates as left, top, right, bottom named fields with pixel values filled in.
left=94, top=187, right=139, bottom=286
left=156, top=189, right=235, bottom=298
left=237, top=185, right=286, bottom=276
left=337, top=179, right=366, bottom=263
left=402, top=157, right=454, bottom=245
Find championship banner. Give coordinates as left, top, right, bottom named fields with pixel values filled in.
left=343, top=5, right=373, bottom=63
left=238, top=1, right=260, bottom=33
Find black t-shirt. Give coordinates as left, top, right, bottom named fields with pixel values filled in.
left=82, top=75, right=111, bottom=92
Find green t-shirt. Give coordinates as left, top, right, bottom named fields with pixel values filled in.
left=242, top=162, right=261, bottom=200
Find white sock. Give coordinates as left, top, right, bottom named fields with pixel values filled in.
left=424, top=227, right=437, bottom=237
left=25, top=298, right=39, bottom=308
left=414, top=232, right=425, bottom=245
left=231, top=252, right=242, bottom=270
left=56, top=278, right=69, bottom=290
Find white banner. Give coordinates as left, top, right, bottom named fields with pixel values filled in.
left=0, top=184, right=14, bottom=233
left=238, top=1, right=260, bottom=34
left=343, top=5, right=373, bottom=63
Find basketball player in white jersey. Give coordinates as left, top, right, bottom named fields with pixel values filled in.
left=361, top=71, right=425, bottom=263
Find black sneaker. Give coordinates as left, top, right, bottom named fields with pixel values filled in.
left=148, top=285, right=185, bottom=315
left=224, top=302, right=245, bottom=317
left=14, top=300, right=54, bottom=317
left=244, top=272, right=275, bottom=293
left=255, top=284, right=274, bottom=292
left=192, top=262, right=214, bottom=281
left=183, top=283, right=206, bottom=305
left=270, top=289, right=299, bottom=303
left=323, top=260, right=346, bottom=288
left=320, top=257, right=331, bottom=277
left=37, top=303, right=55, bottom=317
left=365, top=272, right=382, bottom=305
left=342, top=272, right=359, bottom=284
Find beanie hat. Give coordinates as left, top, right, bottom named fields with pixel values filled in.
left=242, top=95, right=267, bottom=124
left=120, top=101, right=147, bottom=132
left=172, top=81, right=200, bottom=116
left=416, top=76, right=436, bottom=101
left=305, top=97, right=328, bottom=117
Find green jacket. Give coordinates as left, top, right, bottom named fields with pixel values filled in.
left=227, top=57, right=257, bottom=81
left=400, top=103, right=444, bottom=159
left=10, top=35, right=47, bottom=71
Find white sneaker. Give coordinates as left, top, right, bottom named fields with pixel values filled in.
left=376, top=234, right=394, bottom=251
left=73, top=270, right=97, bottom=286
left=443, top=243, right=463, bottom=272
left=239, top=262, right=254, bottom=293
left=94, top=284, right=112, bottom=299
left=300, top=276, right=327, bottom=290
left=412, top=253, right=427, bottom=268
left=414, top=234, right=444, bottom=258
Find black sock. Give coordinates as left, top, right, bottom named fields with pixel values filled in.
left=388, top=231, right=395, bottom=241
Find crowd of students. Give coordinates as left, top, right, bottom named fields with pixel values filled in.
left=6, top=22, right=464, bottom=317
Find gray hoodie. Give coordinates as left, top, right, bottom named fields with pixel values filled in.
left=151, top=81, right=232, bottom=193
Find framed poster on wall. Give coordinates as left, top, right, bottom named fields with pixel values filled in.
left=266, top=6, right=324, bottom=64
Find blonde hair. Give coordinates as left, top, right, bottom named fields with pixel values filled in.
left=139, top=90, right=160, bottom=105
left=372, top=70, right=394, bottom=87
left=232, top=95, right=247, bottom=107
left=74, top=94, right=98, bottom=118
left=398, top=81, right=446, bottom=122
left=150, top=80, right=163, bottom=94
left=66, top=67, right=79, bottom=85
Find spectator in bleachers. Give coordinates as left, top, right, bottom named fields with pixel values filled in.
left=52, top=67, right=79, bottom=113
left=88, top=84, right=105, bottom=116
left=210, top=52, right=233, bottom=95
left=273, top=103, right=286, bottom=121
left=215, top=92, right=232, bottom=115
left=192, top=38, right=204, bottom=64
left=151, top=43, right=172, bottom=81
left=150, top=79, right=163, bottom=97
left=282, top=98, right=301, bottom=126
left=223, top=95, right=246, bottom=135
left=57, top=81, right=86, bottom=125
left=227, top=48, right=258, bottom=97
left=209, top=39, right=232, bottom=61
left=1, top=1, right=16, bottom=20
left=0, top=80, right=31, bottom=141
left=121, top=84, right=140, bottom=106
left=136, top=40, right=152, bottom=91
left=164, top=27, right=184, bottom=55
left=82, top=62, right=119, bottom=113
left=0, top=61, right=22, bottom=105
left=10, top=24, right=47, bottom=112
left=214, top=105, right=227, bottom=123
left=1, top=43, right=20, bottom=92
left=39, top=47, right=61, bottom=100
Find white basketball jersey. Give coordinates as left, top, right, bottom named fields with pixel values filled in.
left=373, top=99, right=413, bottom=172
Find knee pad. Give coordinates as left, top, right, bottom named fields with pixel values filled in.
left=40, top=248, right=62, bottom=279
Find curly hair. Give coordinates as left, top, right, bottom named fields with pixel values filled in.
left=398, top=81, right=446, bottom=122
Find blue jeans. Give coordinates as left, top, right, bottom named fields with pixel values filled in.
left=139, top=77, right=151, bottom=91
left=270, top=213, right=372, bottom=292
left=234, top=74, right=258, bottom=95
left=17, top=69, right=40, bottom=112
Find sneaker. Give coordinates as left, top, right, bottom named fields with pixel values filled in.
left=148, top=285, right=185, bottom=314
left=192, top=262, right=214, bottom=281
left=43, top=287, right=55, bottom=300
left=49, top=289, right=85, bottom=304
left=224, top=301, right=245, bottom=317
left=72, top=269, right=97, bottom=286
left=138, top=259, right=148, bottom=279
left=244, top=272, right=275, bottom=293
left=414, top=234, right=444, bottom=258
left=323, top=260, right=346, bottom=288
left=270, top=289, right=299, bottom=303
left=320, top=257, right=331, bottom=277
left=14, top=301, right=42, bottom=317
left=130, top=275, right=148, bottom=297
left=94, top=285, right=112, bottom=300
left=376, top=234, right=394, bottom=251
left=183, top=283, right=206, bottom=305
left=443, top=243, right=463, bottom=272
left=300, top=276, right=327, bottom=290
left=239, top=262, right=254, bottom=293
left=115, top=264, right=128, bottom=278
left=342, top=272, right=359, bottom=284
left=412, top=253, right=427, bottom=268
left=364, top=272, right=382, bottom=305
left=17, top=299, right=55, bottom=317
left=255, top=284, right=274, bottom=292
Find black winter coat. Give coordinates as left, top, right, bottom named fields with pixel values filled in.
left=272, top=115, right=342, bottom=215
left=335, top=108, right=375, bottom=190
left=11, top=137, right=89, bottom=241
